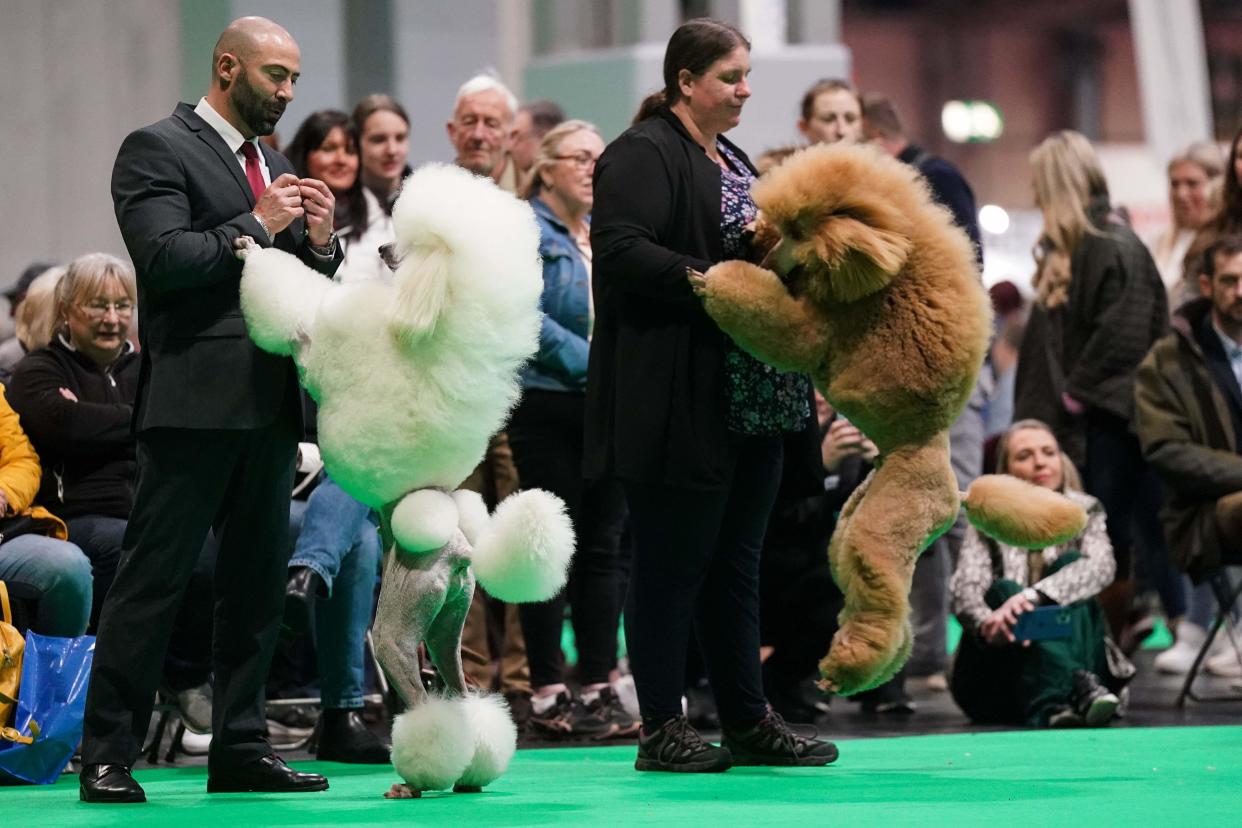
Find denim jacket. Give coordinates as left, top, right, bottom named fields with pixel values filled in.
left=521, top=197, right=591, bottom=392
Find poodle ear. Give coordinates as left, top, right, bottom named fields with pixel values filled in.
left=390, top=241, right=451, bottom=347
left=810, top=216, right=911, bottom=304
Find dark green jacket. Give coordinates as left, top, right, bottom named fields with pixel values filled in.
left=1134, top=298, right=1242, bottom=580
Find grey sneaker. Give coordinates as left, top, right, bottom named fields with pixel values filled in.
left=635, top=715, right=732, bottom=773
left=171, top=682, right=213, bottom=734
left=1069, top=670, right=1118, bottom=727
left=722, top=709, right=839, bottom=766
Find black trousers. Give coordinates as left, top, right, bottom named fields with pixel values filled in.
left=509, top=389, right=627, bottom=688
left=623, top=435, right=782, bottom=728
left=81, top=416, right=298, bottom=770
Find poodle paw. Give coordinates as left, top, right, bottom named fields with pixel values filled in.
left=233, top=235, right=258, bottom=260
left=385, top=783, right=421, bottom=799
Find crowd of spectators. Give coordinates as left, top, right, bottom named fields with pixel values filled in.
left=4, top=17, right=1242, bottom=781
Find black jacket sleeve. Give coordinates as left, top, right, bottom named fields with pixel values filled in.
left=6, top=353, right=132, bottom=458
left=591, top=134, right=712, bottom=306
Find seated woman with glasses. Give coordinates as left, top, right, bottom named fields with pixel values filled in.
left=7, top=253, right=216, bottom=729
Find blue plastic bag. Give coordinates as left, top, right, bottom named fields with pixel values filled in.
left=0, top=631, right=94, bottom=785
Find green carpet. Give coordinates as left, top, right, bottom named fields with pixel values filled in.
left=9, top=726, right=1241, bottom=827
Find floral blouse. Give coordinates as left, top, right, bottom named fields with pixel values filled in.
left=717, top=142, right=811, bottom=436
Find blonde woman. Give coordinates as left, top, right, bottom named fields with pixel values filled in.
left=509, top=120, right=635, bottom=740
left=950, top=419, right=1123, bottom=727
left=1146, top=142, right=1224, bottom=309
left=1012, top=131, right=1168, bottom=636
left=0, top=266, right=67, bottom=377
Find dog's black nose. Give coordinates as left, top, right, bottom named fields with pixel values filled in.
left=379, top=242, right=403, bottom=272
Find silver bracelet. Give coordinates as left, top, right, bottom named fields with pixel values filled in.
left=251, top=212, right=273, bottom=243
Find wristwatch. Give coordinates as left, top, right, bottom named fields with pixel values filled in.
left=1021, top=587, right=1042, bottom=605
left=308, top=232, right=338, bottom=257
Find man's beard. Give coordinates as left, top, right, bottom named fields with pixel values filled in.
left=232, top=71, right=285, bottom=136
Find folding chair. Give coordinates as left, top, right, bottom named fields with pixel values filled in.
left=1175, top=567, right=1242, bottom=707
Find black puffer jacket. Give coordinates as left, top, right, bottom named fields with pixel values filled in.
left=6, top=336, right=139, bottom=519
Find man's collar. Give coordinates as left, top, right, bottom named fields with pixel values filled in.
left=1212, top=318, right=1242, bottom=359
left=194, top=97, right=254, bottom=155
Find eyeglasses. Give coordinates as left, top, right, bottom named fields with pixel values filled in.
left=551, top=152, right=600, bottom=169
left=79, top=299, right=135, bottom=319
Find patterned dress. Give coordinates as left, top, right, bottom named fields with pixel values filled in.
left=717, top=142, right=811, bottom=436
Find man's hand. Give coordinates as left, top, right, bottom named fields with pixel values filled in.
left=980, top=592, right=1037, bottom=647
left=821, top=416, right=879, bottom=472
left=299, top=178, right=336, bottom=247
left=253, top=173, right=304, bottom=236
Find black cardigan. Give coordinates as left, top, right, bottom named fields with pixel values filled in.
left=586, top=107, right=822, bottom=491
left=6, top=338, right=139, bottom=519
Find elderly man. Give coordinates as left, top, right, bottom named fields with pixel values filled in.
left=447, top=74, right=520, bottom=192
left=79, top=17, right=341, bottom=803
left=1136, top=236, right=1242, bottom=676
left=444, top=73, right=533, bottom=720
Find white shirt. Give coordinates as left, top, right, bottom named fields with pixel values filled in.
left=194, top=97, right=272, bottom=188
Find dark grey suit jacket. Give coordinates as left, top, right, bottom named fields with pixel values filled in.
left=112, top=102, right=342, bottom=432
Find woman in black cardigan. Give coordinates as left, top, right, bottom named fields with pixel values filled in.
left=586, top=18, right=836, bottom=773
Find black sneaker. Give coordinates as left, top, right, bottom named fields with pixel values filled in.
left=527, top=691, right=608, bottom=740
left=581, top=686, right=641, bottom=740
left=722, top=709, right=839, bottom=766
left=635, top=715, right=732, bottom=773
left=1069, top=670, right=1119, bottom=727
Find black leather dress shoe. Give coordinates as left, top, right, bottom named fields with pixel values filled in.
left=80, top=763, right=146, bottom=803
left=283, top=567, right=325, bottom=639
left=316, top=708, right=392, bottom=764
left=206, top=754, right=329, bottom=793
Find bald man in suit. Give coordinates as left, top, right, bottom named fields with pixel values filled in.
left=80, top=17, right=342, bottom=803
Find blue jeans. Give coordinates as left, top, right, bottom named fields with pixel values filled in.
left=288, top=474, right=381, bottom=708
left=0, top=534, right=92, bottom=635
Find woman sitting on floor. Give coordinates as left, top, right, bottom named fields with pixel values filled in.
left=950, top=418, right=1128, bottom=727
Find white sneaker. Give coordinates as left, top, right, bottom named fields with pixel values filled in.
left=1153, top=623, right=1209, bottom=674
left=613, top=673, right=641, bottom=720
left=1205, top=648, right=1242, bottom=677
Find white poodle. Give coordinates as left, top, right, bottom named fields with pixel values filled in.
left=237, top=163, right=575, bottom=796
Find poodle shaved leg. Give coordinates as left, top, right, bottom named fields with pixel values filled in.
left=700, top=260, right=826, bottom=373
left=818, top=433, right=958, bottom=695
left=372, top=544, right=440, bottom=709
left=424, top=568, right=475, bottom=696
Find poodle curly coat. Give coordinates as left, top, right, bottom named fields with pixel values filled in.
left=238, top=163, right=575, bottom=794
left=695, top=144, right=1086, bottom=695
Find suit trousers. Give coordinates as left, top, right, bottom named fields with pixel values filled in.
left=81, top=416, right=298, bottom=770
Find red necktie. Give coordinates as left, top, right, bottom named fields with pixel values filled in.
left=239, top=141, right=266, bottom=202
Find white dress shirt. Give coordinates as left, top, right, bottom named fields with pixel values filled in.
left=194, top=97, right=272, bottom=188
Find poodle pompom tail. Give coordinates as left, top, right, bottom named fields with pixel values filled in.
left=391, top=489, right=459, bottom=553
left=390, top=696, right=473, bottom=792
left=471, top=489, right=575, bottom=603
left=455, top=693, right=518, bottom=788
left=963, top=475, right=1088, bottom=549
left=240, top=247, right=330, bottom=355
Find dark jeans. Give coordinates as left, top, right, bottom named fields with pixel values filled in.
left=66, top=514, right=213, bottom=690
left=950, top=553, right=1110, bottom=727
left=1084, top=409, right=1145, bottom=579
left=509, top=389, right=627, bottom=688
left=623, top=434, right=783, bottom=729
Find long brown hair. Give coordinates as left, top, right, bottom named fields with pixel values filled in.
left=633, top=18, right=750, bottom=122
